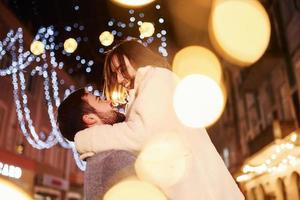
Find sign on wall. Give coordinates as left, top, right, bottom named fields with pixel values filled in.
left=0, top=162, right=22, bottom=179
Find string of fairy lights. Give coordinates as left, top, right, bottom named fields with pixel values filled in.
left=0, top=2, right=168, bottom=170
left=237, top=133, right=300, bottom=182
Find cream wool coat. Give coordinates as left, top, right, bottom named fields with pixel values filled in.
left=75, top=66, right=245, bottom=200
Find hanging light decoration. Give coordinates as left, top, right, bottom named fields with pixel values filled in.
left=209, top=0, right=271, bottom=66
left=30, top=40, right=44, bottom=56
left=172, top=46, right=223, bottom=83
left=64, top=38, right=78, bottom=53
left=0, top=1, right=170, bottom=170
left=139, top=22, right=155, bottom=38
left=0, top=27, right=86, bottom=170
left=111, top=0, right=156, bottom=7
left=236, top=132, right=300, bottom=183
left=99, top=31, right=114, bottom=46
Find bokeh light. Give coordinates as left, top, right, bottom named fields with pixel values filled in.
left=103, top=177, right=167, bottom=200
left=30, top=40, right=44, bottom=56
left=0, top=179, right=32, bottom=200
left=64, top=38, right=78, bottom=53
left=111, top=0, right=156, bottom=7
left=99, top=31, right=114, bottom=47
left=135, top=132, right=188, bottom=188
left=110, top=89, right=127, bottom=106
left=139, top=22, right=155, bottom=38
left=173, top=75, right=225, bottom=128
left=172, top=46, right=223, bottom=83
left=209, top=0, right=271, bottom=66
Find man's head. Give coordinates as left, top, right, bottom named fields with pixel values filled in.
left=57, top=88, right=125, bottom=141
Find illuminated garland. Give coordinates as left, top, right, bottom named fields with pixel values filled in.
left=237, top=133, right=300, bottom=182
left=0, top=3, right=168, bottom=171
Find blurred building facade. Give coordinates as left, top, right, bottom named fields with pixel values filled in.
left=0, top=3, right=83, bottom=200
left=1, top=0, right=300, bottom=200
left=209, top=0, right=300, bottom=200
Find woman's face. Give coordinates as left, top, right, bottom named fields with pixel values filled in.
left=111, top=54, right=136, bottom=89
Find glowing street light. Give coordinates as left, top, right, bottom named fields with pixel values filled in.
left=30, top=40, right=44, bottom=56
left=209, top=0, right=271, bottom=66
left=64, top=38, right=78, bottom=53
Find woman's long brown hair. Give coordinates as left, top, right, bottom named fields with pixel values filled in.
left=103, top=40, right=170, bottom=105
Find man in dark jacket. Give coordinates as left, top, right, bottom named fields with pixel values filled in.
left=57, top=88, right=136, bottom=200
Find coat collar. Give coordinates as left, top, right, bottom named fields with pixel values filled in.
left=133, top=65, right=153, bottom=91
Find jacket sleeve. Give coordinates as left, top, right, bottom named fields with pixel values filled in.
left=74, top=111, right=147, bottom=154
left=74, top=68, right=178, bottom=154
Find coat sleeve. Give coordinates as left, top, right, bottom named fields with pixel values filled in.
left=74, top=68, right=178, bottom=154
left=74, top=112, right=147, bottom=154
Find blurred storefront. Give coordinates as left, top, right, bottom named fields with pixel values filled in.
left=235, top=123, right=300, bottom=200
left=0, top=149, right=35, bottom=197
left=0, top=148, right=83, bottom=200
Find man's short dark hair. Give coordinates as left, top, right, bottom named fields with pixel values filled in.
left=57, top=88, right=95, bottom=141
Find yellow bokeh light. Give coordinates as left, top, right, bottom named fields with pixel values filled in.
left=139, top=22, right=155, bottom=38
left=104, top=177, right=167, bottom=200
left=111, top=0, right=156, bottom=7
left=111, top=89, right=127, bottom=106
left=30, top=40, right=44, bottom=56
left=99, top=31, right=114, bottom=47
left=0, top=179, right=32, bottom=200
left=173, top=75, right=225, bottom=128
left=64, top=38, right=78, bottom=53
left=209, top=0, right=271, bottom=66
left=172, top=46, right=223, bottom=83
left=135, top=132, right=188, bottom=188
left=111, top=91, right=121, bottom=103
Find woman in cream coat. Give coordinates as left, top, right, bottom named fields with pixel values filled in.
left=75, top=40, right=244, bottom=200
